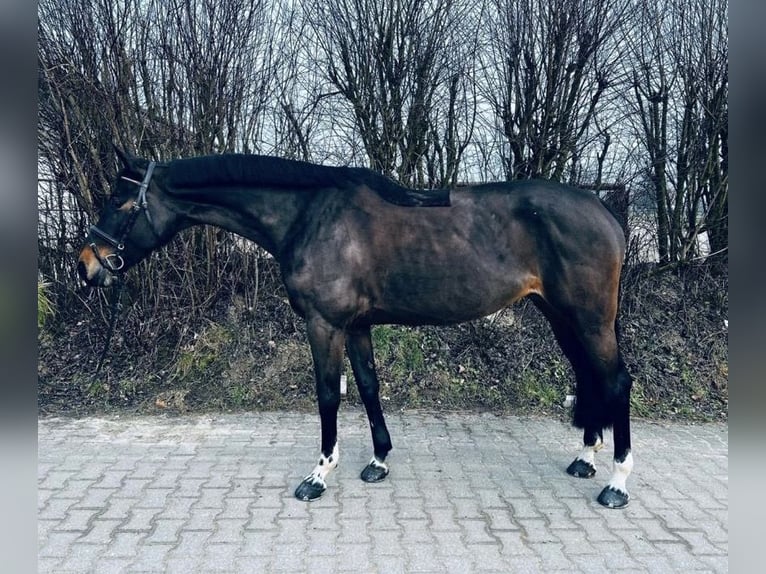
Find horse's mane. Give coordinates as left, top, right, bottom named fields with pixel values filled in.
left=166, top=154, right=450, bottom=207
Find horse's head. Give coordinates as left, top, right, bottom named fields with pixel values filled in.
left=77, top=149, right=174, bottom=287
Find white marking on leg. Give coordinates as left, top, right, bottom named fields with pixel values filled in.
left=575, top=436, right=604, bottom=466
left=606, top=451, right=633, bottom=494
left=368, top=455, right=388, bottom=473
left=304, top=443, right=340, bottom=487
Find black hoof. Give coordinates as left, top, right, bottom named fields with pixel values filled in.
left=360, top=461, right=389, bottom=483
left=567, top=458, right=596, bottom=478
left=294, top=477, right=326, bottom=501
left=597, top=486, right=630, bottom=509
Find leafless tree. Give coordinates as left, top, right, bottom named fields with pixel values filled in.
left=627, top=0, right=728, bottom=264
left=480, top=0, right=631, bottom=183
left=301, top=0, right=479, bottom=187
left=37, top=0, right=728, bottom=406
left=39, top=0, right=279, bottom=208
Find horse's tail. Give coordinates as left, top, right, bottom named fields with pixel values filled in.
left=596, top=186, right=629, bottom=237
left=615, top=268, right=624, bottom=347
left=598, top=186, right=628, bottom=348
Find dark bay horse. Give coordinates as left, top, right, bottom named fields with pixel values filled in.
left=77, top=149, right=634, bottom=508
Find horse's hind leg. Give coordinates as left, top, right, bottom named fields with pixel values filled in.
left=346, top=326, right=392, bottom=482
left=564, top=346, right=606, bottom=480
left=532, top=297, right=606, bottom=479
left=596, top=357, right=633, bottom=508
left=534, top=295, right=633, bottom=508
left=575, top=325, right=633, bottom=508
left=556, top=332, right=605, bottom=479
left=568, top=427, right=604, bottom=478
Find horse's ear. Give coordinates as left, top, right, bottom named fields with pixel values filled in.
left=113, top=145, right=134, bottom=169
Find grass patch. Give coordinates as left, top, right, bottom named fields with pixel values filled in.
left=171, top=320, right=232, bottom=383
left=372, top=325, right=426, bottom=379
left=38, top=280, right=55, bottom=331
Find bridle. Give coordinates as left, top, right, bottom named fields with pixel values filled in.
left=88, top=161, right=156, bottom=379
left=88, top=161, right=157, bottom=273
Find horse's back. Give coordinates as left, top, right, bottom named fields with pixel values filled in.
left=457, top=179, right=624, bottom=250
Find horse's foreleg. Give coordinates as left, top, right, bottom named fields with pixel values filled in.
left=294, top=317, right=345, bottom=501
left=346, top=326, right=392, bottom=483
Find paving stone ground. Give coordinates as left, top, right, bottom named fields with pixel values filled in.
left=38, top=409, right=728, bottom=573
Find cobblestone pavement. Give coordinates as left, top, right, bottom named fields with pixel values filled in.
left=38, top=410, right=728, bottom=573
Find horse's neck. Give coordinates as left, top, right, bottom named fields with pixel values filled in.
left=176, top=186, right=312, bottom=257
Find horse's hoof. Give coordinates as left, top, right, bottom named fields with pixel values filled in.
left=597, top=485, right=630, bottom=508
left=360, top=459, right=389, bottom=483
left=567, top=458, right=596, bottom=478
left=294, top=477, right=326, bottom=501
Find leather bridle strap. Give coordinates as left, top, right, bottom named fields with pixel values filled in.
left=88, top=161, right=157, bottom=271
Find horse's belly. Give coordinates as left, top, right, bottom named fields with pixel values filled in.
left=370, top=267, right=525, bottom=326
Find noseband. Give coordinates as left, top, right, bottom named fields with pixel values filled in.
left=89, top=161, right=157, bottom=273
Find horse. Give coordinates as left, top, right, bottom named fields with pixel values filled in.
left=77, top=148, right=634, bottom=508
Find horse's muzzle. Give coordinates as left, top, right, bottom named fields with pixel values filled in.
left=77, top=247, right=117, bottom=287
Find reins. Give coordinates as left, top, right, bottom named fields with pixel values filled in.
left=92, top=279, right=125, bottom=380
